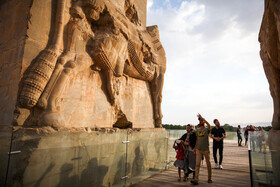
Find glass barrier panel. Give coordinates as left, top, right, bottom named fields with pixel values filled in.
left=5, top=128, right=128, bottom=187
left=0, top=125, right=13, bottom=187
left=167, top=129, right=181, bottom=164
left=126, top=129, right=169, bottom=186
left=248, top=131, right=279, bottom=187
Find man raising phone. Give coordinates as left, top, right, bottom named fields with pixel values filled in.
left=191, top=114, right=212, bottom=185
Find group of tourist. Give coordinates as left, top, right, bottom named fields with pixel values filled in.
left=237, top=125, right=266, bottom=152
left=173, top=116, right=268, bottom=185
left=173, top=114, right=226, bottom=185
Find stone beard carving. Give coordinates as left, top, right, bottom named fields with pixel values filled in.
left=19, top=0, right=66, bottom=108
left=259, top=0, right=280, bottom=131
left=18, top=0, right=166, bottom=128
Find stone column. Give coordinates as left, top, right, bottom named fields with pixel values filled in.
left=0, top=0, right=36, bottom=126
left=259, top=0, right=280, bottom=185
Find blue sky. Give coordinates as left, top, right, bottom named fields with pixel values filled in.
left=146, top=0, right=273, bottom=126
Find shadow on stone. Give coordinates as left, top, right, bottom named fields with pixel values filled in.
left=56, top=163, right=79, bottom=187
left=80, top=157, right=108, bottom=186
left=113, top=154, right=130, bottom=186
left=34, top=162, right=55, bottom=187
left=132, top=146, right=144, bottom=177
left=9, top=135, right=41, bottom=186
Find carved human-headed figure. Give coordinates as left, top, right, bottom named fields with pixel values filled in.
left=38, top=0, right=98, bottom=126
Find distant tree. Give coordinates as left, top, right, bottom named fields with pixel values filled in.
left=162, top=124, right=186, bottom=129
left=162, top=123, right=272, bottom=131
left=221, top=124, right=272, bottom=132
left=262, top=126, right=272, bottom=131
left=221, top=124, right=237, bottom=132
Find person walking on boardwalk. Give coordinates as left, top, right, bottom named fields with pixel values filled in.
left=256, top=126, right=265, bottom=152
left=210, top=119, right=226, bottom=169
left=248, top=125, right=256, bottom=151
left=191, top=114, right=212, bottom=185
left=237, top=125, right=242, bottom=146
left=179, top=124, right=196, bottom=181
left=244, top=126, right=249, bottom=146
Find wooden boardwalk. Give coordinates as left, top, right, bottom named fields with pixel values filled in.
left=134, top=142, right=250, bottom=187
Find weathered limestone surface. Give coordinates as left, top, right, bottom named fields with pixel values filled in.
left=0, top=0, right=33, bottom=126
left=259, top=0, right=280, bottom=184
left=5, top=128, right=168, bottom=187
left=0, top=0, right=165, bottom=129
left=260, top=0, right=280, bottom=131
left=38, top=73, right=154, bottom=128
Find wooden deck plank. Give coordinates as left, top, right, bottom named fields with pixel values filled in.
left=134, top=142, right=250, bottom=187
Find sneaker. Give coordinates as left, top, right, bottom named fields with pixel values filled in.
left=187, top=169, right=193, bottom=174
left=214, top=163, right=219, bottom=169
left=208, top=179, right=213, bottom=183
left=219, top=165, right=223, bottom=169
left=191, top=180, right=198, bottom=185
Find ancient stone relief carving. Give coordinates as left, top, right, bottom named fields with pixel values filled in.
left=18, top=0, right=166, bottom=128
left=19, top=0, right=66, bottom=108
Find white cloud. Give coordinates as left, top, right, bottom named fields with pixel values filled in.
left=147, top=0, right=153, bottom=11
left=147, top=0, right=273, bottom=125
left=148, top=1, right=205, bottom=32
left=193, top=0, right=264, bottom=39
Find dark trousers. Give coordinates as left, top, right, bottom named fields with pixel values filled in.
left=238, top=135, right=242, bottom=146
left=245, top=135, right=248, bottom=146
left=213, top=142, right=223, bottom=165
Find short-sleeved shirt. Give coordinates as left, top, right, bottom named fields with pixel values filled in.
left=211, top=127, right=225, bottom=144
left=196, top=128, right=210, bottom=151
left=237, top=128, right=241, bottom=136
